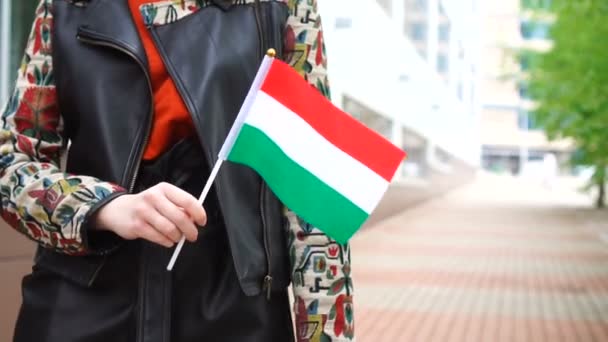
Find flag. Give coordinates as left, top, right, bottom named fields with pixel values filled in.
left=219, top=56, right=406, bottom=243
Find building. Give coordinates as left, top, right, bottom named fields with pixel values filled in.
left=374, top=0, right=481, bottom=120
left=322, top=0, right=481, bottom=173
left=480, top=0, right=572, bottom=175
left=319, top=0, right=481, bottom=218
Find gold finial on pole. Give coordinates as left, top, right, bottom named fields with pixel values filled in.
left=266, top=48, right=277, bottom=58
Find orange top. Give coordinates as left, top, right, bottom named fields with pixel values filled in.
left=128, top=0, right=195, bottom=161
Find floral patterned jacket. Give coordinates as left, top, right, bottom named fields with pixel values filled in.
left=0, top=0, right=353, bottom=341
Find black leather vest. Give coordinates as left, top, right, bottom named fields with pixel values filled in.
left=45, top=0, right=291, bottom=296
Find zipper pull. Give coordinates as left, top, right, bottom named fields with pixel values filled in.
left=263, top=275, right=273, bottom=300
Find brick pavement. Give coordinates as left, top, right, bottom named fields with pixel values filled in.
left=351, top=175, right=608, bottom=341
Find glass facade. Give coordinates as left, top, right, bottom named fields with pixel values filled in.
left=1, top=0, right=39, bottom=105
left=411, top=22, right=427, bottom=41
left=438, top=23, right=450, bottom=41
left=517, top=109, right=541, bottom=131
left=520, top=20, right=551, bottom=40
left=437, top=53, right=448, bottom=72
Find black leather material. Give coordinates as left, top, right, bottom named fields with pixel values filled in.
left=14, top=138, right=294, bottom=342
left=14, top=241, right=139, bottom=342
left=149, top=1, right=290, bottom=296
left=133, top=138, right=207, bottom=342
left=53, top=0, right=151, bottom=188
left=16, top=1, right=295, bottom=340
left=171, top=216, right=294, bottom=342
left=46, top=0, right=291, bottom=297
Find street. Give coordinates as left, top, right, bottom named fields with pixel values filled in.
left=353, top=174, right=608, bottom=341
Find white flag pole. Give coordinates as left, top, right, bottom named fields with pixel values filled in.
left=167, top=49, right=276, bottom=271
left=166, top=159, right=223, bottom=271
left=217, top=53, right=275, bottom=159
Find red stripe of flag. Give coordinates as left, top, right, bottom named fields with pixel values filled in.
left=260, top=59, right=406, bottom=182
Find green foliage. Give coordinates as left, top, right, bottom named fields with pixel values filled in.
left=526, top=0, right=608, bottom=207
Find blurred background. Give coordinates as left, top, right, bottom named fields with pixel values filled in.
left=1, top=0, right=607, bottom=341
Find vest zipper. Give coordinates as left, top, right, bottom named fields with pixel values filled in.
left=260, top=182, right=273, bottom=300
left=76, top=29, right=154, bottom=342
left=75, top=30, right=154, bottom=193
left=253, top=0, right=273, bottom=301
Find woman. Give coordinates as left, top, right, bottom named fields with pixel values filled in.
left=0, top=0, right=354, bottom=341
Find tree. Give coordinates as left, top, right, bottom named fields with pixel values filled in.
left=524, top=0, right=608, bottom=208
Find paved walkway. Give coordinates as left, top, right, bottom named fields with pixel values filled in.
left=352, top=174, right=608, bottom=341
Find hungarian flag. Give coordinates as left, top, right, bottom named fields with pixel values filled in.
left=219, top=56, right=406, bottom=244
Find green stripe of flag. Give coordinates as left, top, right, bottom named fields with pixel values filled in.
left=227, top=124, right=368, bottom=243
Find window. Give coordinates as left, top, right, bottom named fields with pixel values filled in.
left=457, top=82, right=464, bottom=101
left=439, top=24, right=450, bottom=42
left=518, top=110, right=541, bottom=130
left=411, top=22, right=427, bottom=41
left=518, top=82, right=530, bottom=99
left=520, top=54, right=531, bottom=71
left=437, top=54, right=449, bottom=73
left=520, top=20, right=551, bottom=40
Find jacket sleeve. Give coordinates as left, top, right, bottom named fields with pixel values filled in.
left=284, top=1, right=355, bottom=340
left=0, top=0, right=126, bottom=256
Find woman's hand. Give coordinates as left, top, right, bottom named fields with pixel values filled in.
left=94, top=182, right=207, bottom=248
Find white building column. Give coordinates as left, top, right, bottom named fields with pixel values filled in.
left=0, top=1, right=12, bottom=106
left=391, top=119, right=403, bottom=150
left=391, top=0, right=404, bottom=31
left=447, top=27, right=456, bottom=90
left=427, top=0, right=439, bottom=70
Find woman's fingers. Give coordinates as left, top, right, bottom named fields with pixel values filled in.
left=145, top=210, right=182, bottom=243
left=136, top=221, right=175, bottom=248
left=159, top=182, right=208, bottom=226
left=154, top=185, right=200, bottom=242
